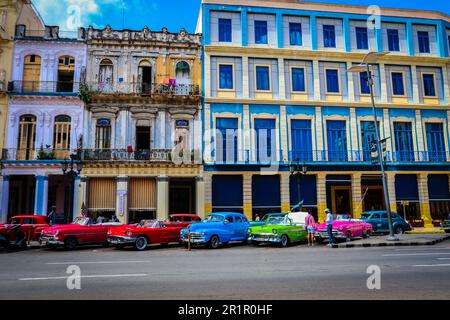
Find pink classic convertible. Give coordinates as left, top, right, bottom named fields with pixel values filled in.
left=314, top=215, right=373, bottom=243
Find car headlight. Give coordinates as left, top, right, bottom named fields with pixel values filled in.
left=55, top=230, right=59, bottom=236
left=338, top=226, right=344, bottom=231
left=272, top=229, right=278, bottom=235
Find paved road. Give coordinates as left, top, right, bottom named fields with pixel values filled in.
left=1, top=241, right=450, bottom=300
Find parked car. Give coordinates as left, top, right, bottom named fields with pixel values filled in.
left=248, top=212, right=308, bottom=247
left=108, top=219, right=188, bottom=251
left=40, top=217, right=122, bottom=250
left=441, top=220, right=450, bottom=233
left=360, top=211, right=412, bottom=235
left=315, top=216, right=373, bottom=243
left=250, top=213, right=287, bottom=227
left=168, top=214, right=202, bottom=227
left=180, top=212, right=249, bottom=249
left=0, top=215, right=50, bottom=244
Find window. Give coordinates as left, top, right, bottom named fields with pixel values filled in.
left=216, top=118, right=238, bottom=163
left=361, top=121, right=378, bottom=161
left=418, top=31, right=430, bottom=53
left=289, top=22, right=302, bottom=46
left=387, top=29, right=400, bottom=51
left=394, top=122, right=414, bottom=161
left=254, top=20, right=268, bottom=44
left=426, top=123, right=446, bottom=162
left=327, top=120, right=347, bottom=161
left=53, top=115, right=71, bottom=157
left=325, top=69, right=340, bottom=93
left=255, top=119, right=276, bottom=162
left=391, top=72, right=405, bottom=96
left=219, top=64, right=233, bottom=90
left=255, top=66, right=270, bottom=91
left=359, top=71, right=371, bottom=94
left=422, top=74, right=436, bottom=97
left=323, top=25, right=336, bottom=48
left=218, top=18, right=232, bottom=42
left=291, top=119, right=312, bottom=161
left=17, top=114, right=37, bottom=160
left=95, top=119, right=111, bottom=149
left=291, top=68, right=306, bottom=92
left=356, top=27, right=368, bottom=50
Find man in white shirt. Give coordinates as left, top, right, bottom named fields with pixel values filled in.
left=325, top=209, right=334, bottom=246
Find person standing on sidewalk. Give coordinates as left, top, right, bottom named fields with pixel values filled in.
left=305, top=210, right=316, bottom=246
left=325, top=208, right=334, bottom=246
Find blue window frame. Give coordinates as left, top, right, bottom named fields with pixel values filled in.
left=254, top=20, right=268, bottom=44
left=291, top=119, right=312, bottom=161
left=394, top=122, right=414, bottom=162
left=359, top=71, right=371, bottom=94
left=426, top=123, right=446, bottom=162
left=391, top=72, right=405, bottom=96
left=291, top=68, right=305, bottom=92
left=323, top=25, right=336, bottom=48
left=356, top=27, right=369, bottom=50
left=255, top=119, right=276, bottom=162
left=327, top=120, right=347, bottom=161
left=361, top=121, right=378, bottom=161
left=325, top=69, right=340, bottom=93
left=255, top=66, right=270, bottom=91
left=423, top=74, right=436, bottom=97
left=289, top=22, right=302, bottom=46
left=387, top=29, right=400, bottom=51
left=418, top=31, right=430, bottom=53
left=216, top=118, right=238, bottom=163
left=218, top=18, right=232, bottom=42
left=219, top=64, right=233, bottom=90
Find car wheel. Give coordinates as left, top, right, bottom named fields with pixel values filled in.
left=134, top=236, right=148, bottom=251
left=345, top=232, right=352, bottom=242
left=64, top=237, right=77, bottom=250
left=280, top=235, right=289, bottom=247
left=395, top=226, right=404, bottom=235
left=208, top=235, right=220, bottom=249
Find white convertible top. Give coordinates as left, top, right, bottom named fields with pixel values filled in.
left=287, top=211, right=308, bottom=226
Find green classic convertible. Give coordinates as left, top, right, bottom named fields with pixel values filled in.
left=247, top=212, right=308, bottom=247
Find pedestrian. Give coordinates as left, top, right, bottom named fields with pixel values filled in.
left=110, top=215, right=118, bottom=222
left=97, top=214, right=105, bottom=224
left=255, top=214, right=261, bottom=222
left=47, top=205, right=57, bottom=226
left=305, top=210, right=316, bottom=246
left=325, top=208, right=334, bottom=246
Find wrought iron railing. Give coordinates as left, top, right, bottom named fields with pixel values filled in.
left=8, top=81, right=79, bottom=94
left=87, top=82, right=200, bottom=96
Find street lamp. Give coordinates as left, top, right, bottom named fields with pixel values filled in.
left=289, top=160, right=308, bottom=212
left=348, top=51, right=398, bottom=241
left=61, top=153, right=83, bottom=224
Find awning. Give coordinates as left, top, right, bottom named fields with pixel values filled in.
left=252, top=175, right=280, bottom=208
left=395, top=174, right=419, bottom=201
left=212, top=175, right=243, bottom=209
left=290, top=175, right=317, bottom=207
left=428, top=174, right=450, bottom=201
left=129, top=178, right=156, bottom=211
left=88, top=178, right=116, bottom=211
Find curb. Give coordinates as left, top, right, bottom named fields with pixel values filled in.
left=332, top=235, right=450, bottom=249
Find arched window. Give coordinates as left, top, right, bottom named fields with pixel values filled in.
left=95, top=119, right=111, bottom=149
left=57, top=56, right=75, bottom=92
left=99, top=59, right=114, bottom=92
left=17, top=114, right=37, bottom=160
left=53, top=115, right=71, bottom=158
left=175, top=61, right=190, bottom=81
left=22, top=55, right=41, bottom=92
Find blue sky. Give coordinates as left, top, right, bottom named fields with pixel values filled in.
left=34, top=0, right=450, bottom=33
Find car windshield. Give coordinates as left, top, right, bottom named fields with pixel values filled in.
left=266, top=217, right=289, bottom=225
left=203, top=215, right=224, bottom=223
left=361, top=213, right=372, bottom=219
left=72, top=217, right=91, bottom=226
left=139, top=220, right=162, bottom=228
left=336, top=214, right=351, bottom=221
left=10, top=218, right=20, bottom=224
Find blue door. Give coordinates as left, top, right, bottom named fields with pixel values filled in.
left=327, top=120, right=348, bottom=161
left=361, top=121, right=378, bottom=161
left=216, top=118, right=238, bottom=163
left=291, top=119, right=312, bottom=161
left=394, top=122, right=414, bottom=161
left=426, top=123, right=446, bottom=162
left=233, top=215, right=246, bottom=240
left=255, top=119, right=276, bottom=162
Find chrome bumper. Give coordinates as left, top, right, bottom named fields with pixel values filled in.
left=314, top=231, right=346, bottom=239
left=248, top=234, right=281, bottom=243
left=107, top=236, right=137, bottom=245
left=40, top=235, right=64, bottom=246
left=180, top=234, right=207, bottom=244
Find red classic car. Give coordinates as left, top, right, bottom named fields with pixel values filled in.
left=167, top=214, right=201, bottom=227
left=0, top=215, right=50, bottom=243
left=108, top=219, right=190, bottom=251
left=314, top=215, right=373, bottom=243
left=40, top=217, right=122, bottom=250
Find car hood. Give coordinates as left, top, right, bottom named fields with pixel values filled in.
left=183, top=222, right=227, bottom=232
left=42, top=224, right=85, bottom=234
left=250, top=224, right=292, bottom=233
left=316, top=221, right=353, bottom=231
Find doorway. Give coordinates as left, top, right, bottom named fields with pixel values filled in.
left=331, top=186, right=352, bottom=216
left=169, top=178, right=196, bottom=214
left=136, top=126, right=151, bottom=150
left=138, top=61, right=152, bottom=94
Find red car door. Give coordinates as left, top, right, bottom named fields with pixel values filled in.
left=20, top=218, right=35, bottom=241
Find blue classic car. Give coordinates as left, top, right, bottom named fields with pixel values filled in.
left=360, top=211, right=412, bottom=234
left=180, top=212, right=249, bottom=249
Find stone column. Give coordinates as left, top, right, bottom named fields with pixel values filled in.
left=351, top=173, right=363, bottom=218
left=243, top=173, right=252, bottom=220
left=280, top=105, right=288, bottom=162
left=278, top=58, right=286, bottom=100
left=156, top=176, right=169, bottom=221
left=411, top=65, right=420, bottom=104
left=386, top=172, right=397, bottom=213
left=315, top=107, right=324, bottom=160
left=442, top=65, right=450, bottom=105
left=204, top=173, right=213, bottom=215
left=313, top=60, right=321, bottom=101
left=415, top=110, right=425, bottom=160
left=379, top=64, right=388, bottom=103
left=204, top=53, right=211, bottom=98
left=417, top=173, right=433, bottom=228
left=243, top=104, right=250, bottom=161
left=196, top=176, right=205, bottom=218
left=0, top=176, right=10, bottom=223
left=347, top=62, right=355, bottom=102
left=316, top=173, right=327, bottom=223
left=349, top=108, right=358, bottom=159
left=280, top=172, right=290, bottom=213
left=75, top=176, right=88, bottom=218
left=242, top=57, right=249, bottom=99
left=34, top=175, right=49, bottom=216
left=116, top=176, right=129, bottom=224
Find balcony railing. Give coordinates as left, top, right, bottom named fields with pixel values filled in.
left=81, top=149, right=172, bottom=162
left=88, top=82, right=200, bottom=96
left=2, top=149, right=71, bottom=161
left=8, top=81, right=79, bottom=94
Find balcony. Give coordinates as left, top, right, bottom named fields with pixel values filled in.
left=2, top=149, right=71, bottom=161
left=8, top=81, right=79, bottom=95
left=81, top=149, right=202, bottom=164
left=88, top=82, right=200, bottom=96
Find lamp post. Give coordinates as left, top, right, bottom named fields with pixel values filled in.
left=61, top=153, right=83, bottom=224
left=289, top=160, right=308, bottom=212
left=348, top=51, right=398, bottom=241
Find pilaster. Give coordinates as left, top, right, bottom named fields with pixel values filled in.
left=0, top=176, right=10, bottom=223
left=313, top=60, right=321, bottom=101
left=386, top=172, right=397, bottom=212
left=417, top=173, right=433, bottom=228
left=243, top=173, right=252, bottom=220
left=116, top=176, right=129, bottom=224
left=156, top=176, right=169, bottom=221
left=411, top=65, right=420, bottom=104
left=280, top=105, right=288, bottom=162
left=347, top=62, right=355, bottom=102
left=350, top=108, right=358, bottom=156
left=34, top=175, right=49, bottom=216
left=379, top=63, right=388, bottom=103
left=242, top=56, right=249, bottom=99
left=280, top=172, right=290, bottom=213
left=204, top=173, right=213, bottom=215
left=75, top=176, right=88, bottom=218
left=196, top=176, right=205, bottom=218
left=278, top=58, right=286, bottom=100
left=351, top=173, right=362, bottom=218
left=317, top=173, right=327, bottom=223
left=415, top=110, right=425, bottom=156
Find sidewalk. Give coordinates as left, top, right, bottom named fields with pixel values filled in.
left=406, top=227, right=445, bottom=235
left=333, top=233, right=450, bottom=248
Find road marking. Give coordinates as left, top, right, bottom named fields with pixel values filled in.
left=46, top=261, right=153, bottom=265
left=383, top=253, right=450, bottom=257
left=394, top=248, right=450, bottom=252
left=19, top=274, right=148, bottom=281
left=412, top=264, right=450, bottom=268
left=437, top=258, right=450, bottom=260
